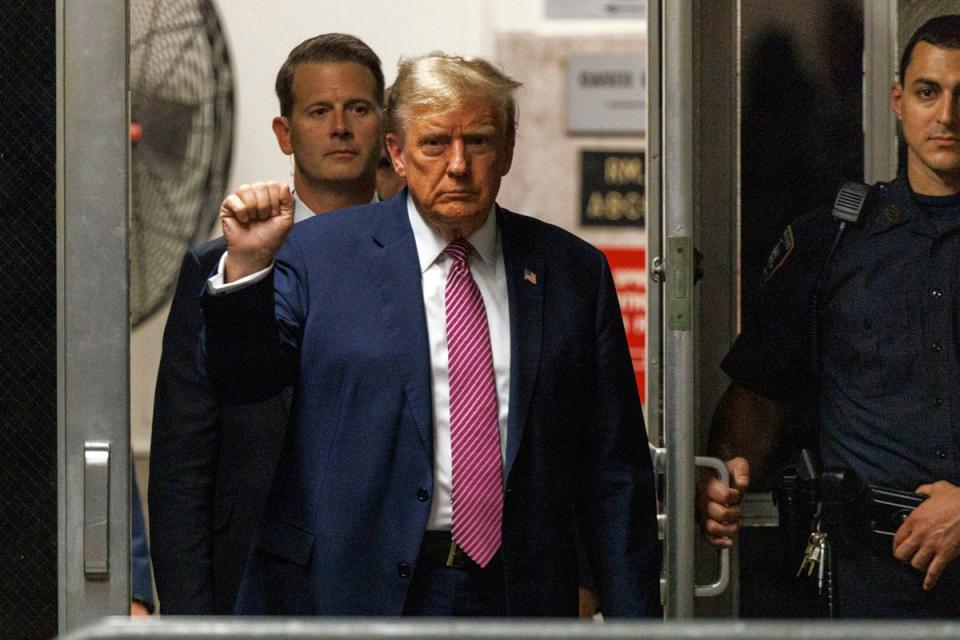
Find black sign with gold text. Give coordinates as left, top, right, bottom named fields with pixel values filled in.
left=580, top=150, right=645, bottom=227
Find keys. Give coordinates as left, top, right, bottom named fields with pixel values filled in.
left=817, top=533, right=828, bottom=594
left=797, top=531, right=827, bottom=577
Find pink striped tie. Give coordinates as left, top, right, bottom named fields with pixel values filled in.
left=444, top=238, right=503, bottom=568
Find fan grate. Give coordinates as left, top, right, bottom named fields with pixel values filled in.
left=130, top=0, right=234, bottom=326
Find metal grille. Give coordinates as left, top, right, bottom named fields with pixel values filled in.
left=129, top=0, right=234, bottom=326
left=0, top=1, right=59, bottom=638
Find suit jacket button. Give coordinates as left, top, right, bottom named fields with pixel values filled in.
left=417, top=488, right=430, bottom=502
left=397, top=562, right=411, bottom=578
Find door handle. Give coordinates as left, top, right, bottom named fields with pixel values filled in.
left=649, top=445, right=731, bottom=598
left=83, top=441, right=110, bottom=579
left=693, top=455, right=730, bottom=597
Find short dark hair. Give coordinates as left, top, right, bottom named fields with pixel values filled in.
left=275, top=33, right=384, bottom=117
left=898, top=15, right=960, bottom=84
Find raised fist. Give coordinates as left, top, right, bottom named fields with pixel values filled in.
left=219, top=181, right=295, bottom=282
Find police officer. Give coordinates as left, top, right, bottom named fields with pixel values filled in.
left=699, top=14, right=960, bottom=618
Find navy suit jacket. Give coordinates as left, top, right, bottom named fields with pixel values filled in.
left=202, top=193, right=660, bottom=616
left=149, top=236, right=289, bottom=614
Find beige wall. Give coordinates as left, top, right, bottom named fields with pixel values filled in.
left=496, top=32, right=644, bottom=248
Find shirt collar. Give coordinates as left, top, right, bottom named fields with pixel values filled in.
left=405, top=193, right=498, bottom=274
left=868, top=174, right=960, bottom=239
left=292, top=189, right=379, bottom=224
left=293, top=191, right=312, bottom=223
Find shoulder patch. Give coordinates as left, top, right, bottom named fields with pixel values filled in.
left=762, top=225, right=795, bottom=282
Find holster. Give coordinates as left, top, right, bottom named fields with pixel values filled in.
left=773, top=450, right=820, bottom=576
left=818, top=468, right=862, bottom=546
left=776, top=455, right=927, bottom=549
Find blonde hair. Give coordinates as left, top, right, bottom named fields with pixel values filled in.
left=386, top=53, right=522, bottom=146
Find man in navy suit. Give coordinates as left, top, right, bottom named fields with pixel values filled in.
left=148, top=33, right=384, bottom=614
left=202, top=53, right=660, bottom=617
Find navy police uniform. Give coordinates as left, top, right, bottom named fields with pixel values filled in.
left=723, top=174, right=960, bottom=617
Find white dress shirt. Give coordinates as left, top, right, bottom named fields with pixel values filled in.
left=404, top=195, right=510, bottom=531
left=292, top=192, right=312, bottom=224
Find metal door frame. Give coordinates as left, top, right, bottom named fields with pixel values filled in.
left=864, top=0, right=898, bottom=184
left=658, top=0, right=698, bottom=619
left=651, top=0, right=740, bottom=618
left=58, top=0, right=131, bottom=631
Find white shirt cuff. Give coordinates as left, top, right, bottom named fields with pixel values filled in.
left=206, top=251, right=274, bottom=295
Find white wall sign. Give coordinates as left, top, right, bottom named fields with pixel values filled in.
left=566, top=53, right=645, bottom=134
left=546, top=0, right=645, bottom=19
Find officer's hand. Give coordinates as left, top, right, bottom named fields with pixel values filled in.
left=220, top=181, right=295, bottom=282
left=893, top=480, right=960, bottom=591
left=697, top=457, right=750, bottom=548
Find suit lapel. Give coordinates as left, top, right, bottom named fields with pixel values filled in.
left=365, top=196, right=433, bottom=456
left=499, top=207, right=543, bottom=482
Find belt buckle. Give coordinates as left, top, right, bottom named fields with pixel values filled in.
left=445, top=539, right=458, bottom=567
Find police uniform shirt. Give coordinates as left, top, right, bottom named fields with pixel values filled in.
left=723, top=174, right=960, bottom=492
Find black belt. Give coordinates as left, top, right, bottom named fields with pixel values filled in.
left=420, top=531, right=482, bottom=570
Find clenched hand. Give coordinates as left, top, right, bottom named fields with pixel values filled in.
left=697, top=457, right=750, bottom=548
left=220, top=181, right=295, bottom=282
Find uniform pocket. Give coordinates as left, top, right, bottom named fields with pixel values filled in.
left=878, top=290, right=923, bottom=397
left=825, top=270, right=923, bottom=400
left=828, top=312, right=884, bottom=398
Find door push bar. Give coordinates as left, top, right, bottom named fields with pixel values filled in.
left=649, top=445, right=730, bottom=597
left=84, top=441, right=110, bottom=579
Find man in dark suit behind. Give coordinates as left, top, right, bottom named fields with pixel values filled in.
left=202, top=53, right=660, bottom=616
left=148, top=33, right=384, bottom=614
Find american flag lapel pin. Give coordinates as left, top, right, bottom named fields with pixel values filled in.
left=523, top=268, right=537, bottom=285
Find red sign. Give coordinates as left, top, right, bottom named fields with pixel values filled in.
left=600, top=246, right=646, bottom=404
